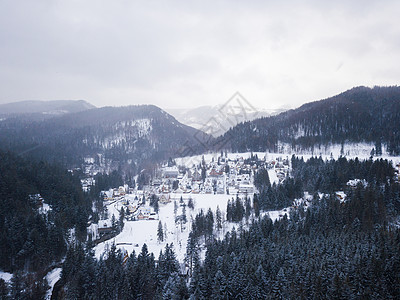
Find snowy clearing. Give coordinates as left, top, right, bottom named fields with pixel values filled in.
left=95, top=193, right=246, bottom=262
left=0, top=271, right=12, bottom=282
left=45, top=268, right=62, bottom=300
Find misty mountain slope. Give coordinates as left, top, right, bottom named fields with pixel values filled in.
left=218, top=86, right=400, bottom=154
left=0, top=99, right=95, bottom=117
left=166, top=104, right=283, bottom=137
left=0, top=105, right=210, bottom=170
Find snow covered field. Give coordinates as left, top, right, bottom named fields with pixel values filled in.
left=95, top=193, right=251, bottom=262
left=176, top=143, right=400, bottom=168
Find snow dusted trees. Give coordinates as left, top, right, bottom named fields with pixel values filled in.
left=157, top=220, right=164, bottom=243
left=188, top=197, right=194, bottom=210
left=60, top=242, right=189, bottom=299
left=175, top=202, right=188, bottom=232
left=150, top=194, right=159, bottom=213
left=254, top=168, right=271, bottom=192
left=185, top=232, right=199, bottom=277
left=226, top=196, right=245, bottom=222
left=216, top=206, right=222, bottom=232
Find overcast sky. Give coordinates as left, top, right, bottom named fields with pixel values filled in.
left=1, top=0, right=399, bottom=110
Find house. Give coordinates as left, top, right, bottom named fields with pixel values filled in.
left=204, top=185, right=213, bottom=194
left=335, top=191, right=346, bottom=203
left=149, top=212, right=158, bottom=220
left=174, top=187, right=184, bottom=194
left=136, top=206, right=156, bottom=221
left=209, top=168, right=223, bottom=177
left=103, top=191, right=113, bottom=201
left=159, top=194, right=171, bottom=204
left=118, top=186, right=126, bottom=195
left=162, top=166, right=179, bottom=178
left=137, top=212, right=147, bottom=220
left=152, top=179, right=162, bottom=186
left=239, top=184, right=254, bottom=194
left=127, top=205, right=137, bottom=214
left=192, top=169, right=202, bottom=181
left=29, top=194, right=44, bottom=208
left=98, top=220, right=113, bottom=236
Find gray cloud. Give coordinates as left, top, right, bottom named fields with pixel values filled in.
left=1, top=0, right=399, bottom=110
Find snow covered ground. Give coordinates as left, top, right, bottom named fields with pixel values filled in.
left=45, top=268, right=62, bottom=300
left=95, top=193, right=245, bottom=262
left=176, top=143, right=400, bottom=168
left=0, top=271, right=12, bottom=282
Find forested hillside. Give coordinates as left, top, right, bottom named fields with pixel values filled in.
left=0, top=151, right=91, bottom=271
left=0, top=105, right=209, bottom=172
left=0, top=150, right=92, bottom=298
left=220, top=86, right=400, bottom=154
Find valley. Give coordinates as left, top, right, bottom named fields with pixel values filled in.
left=1, top=87, right=400, bottom=299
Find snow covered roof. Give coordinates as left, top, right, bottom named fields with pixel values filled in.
left=99, top=220, right=112, bottom=229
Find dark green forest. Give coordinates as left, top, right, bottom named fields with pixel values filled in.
left=0, top=150, right=92, bottom=299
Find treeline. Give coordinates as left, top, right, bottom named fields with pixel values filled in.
left=291, top=156, right=400, bottom=219
left=291, top=155, right=395, bottom=193
left=0, top=150, right=91, bottom=274
left=54, top=243, right=188, bottom=299
left=254, top=167, right=303, bottom=211
left=253, top=156, right=398, bottom=213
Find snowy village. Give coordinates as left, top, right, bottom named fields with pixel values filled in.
left=80, top=152, right=291, bottom=262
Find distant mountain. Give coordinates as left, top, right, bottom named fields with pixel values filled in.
left=217, top=86, right=400, bottom=155
left=0, top=105, right=210, bottom=172
left=0, top=100, right=95, bottom=119
left=166, top=103, right=285, bottom=137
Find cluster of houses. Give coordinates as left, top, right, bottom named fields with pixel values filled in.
left=86, top=153, right=292, bottom=241
left=153, top=155, right=270, bottom=196
left=101, top=187, right=159, bottom=221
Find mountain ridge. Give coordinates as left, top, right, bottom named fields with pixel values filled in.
left=0, top=99, right=96, bottom=116
left=217, top=86, right=400, bottom=155
left=0, top=104, right=211, bottom=173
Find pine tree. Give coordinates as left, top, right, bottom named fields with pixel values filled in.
left=0, top=279, right=8, bottom=299
left=185, top=232, right=199, bottom=277
left=216, top=206, right=222, bottom=232
left=111, top=214, right=118, bottom=233
left=119, top=208, right=125, bottom=232
left=245, top=197, right=251, bottom=221
left=164, top=222, right=168, bottom=240
left=188, top=197, right=194, bottom=209
left=206, top=208, right=214, bottom=241
left=163, top=272, right=180, bottom=300
left=212, top=270, right=227, bottom=299
left=157, top=220, right=164, bottom=243
left=174, top=200, right=178, bottom=217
